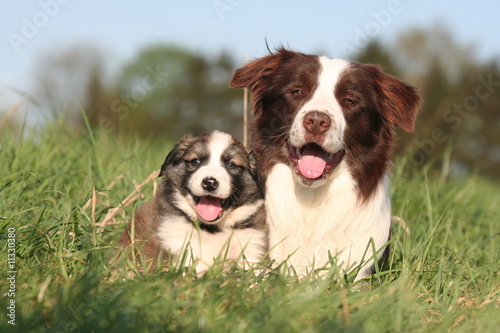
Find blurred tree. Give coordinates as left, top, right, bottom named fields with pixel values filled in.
left=448, top=60, right=500, bottom=178
left=110, top=45, right=243, bottom=140
left=32, top=43, right=109, bottom=124
left=84, top=60, right=111, bottom=126
left=394, top=23, right=476, bottom=84
left=354, top=40, right=401, bottom=77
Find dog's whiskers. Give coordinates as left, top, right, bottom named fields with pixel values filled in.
left=264, top=126, right=292, bottom=143
left=342, top=143, right=355, bottom=163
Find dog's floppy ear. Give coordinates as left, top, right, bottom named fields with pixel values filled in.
left=230, top=54, right=280, bottom=90
left=373, top=66, right=420, bottom=132
left=159, top=134, right=195, bottom=177
left=230, top=49, right=293, bottom=99
left=230, top=48, right=300, bottom=90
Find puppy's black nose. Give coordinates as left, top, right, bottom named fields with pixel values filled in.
left=201, top=177, right=219, bottom=192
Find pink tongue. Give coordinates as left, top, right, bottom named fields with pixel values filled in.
left=196, top=197, right=223, bottom=222
left=298, top=145, right=328, bottom=179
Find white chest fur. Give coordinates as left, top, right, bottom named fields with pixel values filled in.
left=266, top=162, right=391, bottom=280
left=157, top=217, right=267, bottom=272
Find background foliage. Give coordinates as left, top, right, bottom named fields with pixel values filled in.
left=6, top=25, right=499, bottom=180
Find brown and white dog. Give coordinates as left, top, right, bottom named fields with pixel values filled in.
left=231, top=48, right=420, bottom=280
left=118, top=131, right=267, bottom=272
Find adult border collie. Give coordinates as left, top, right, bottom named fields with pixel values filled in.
left=231, top=48, right=420, bottom=280
left=118, top=131, right=268, bottom=272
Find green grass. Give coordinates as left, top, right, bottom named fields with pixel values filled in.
left=1, top=122, right=499, bottom=332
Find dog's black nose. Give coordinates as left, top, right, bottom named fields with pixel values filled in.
left=303, top=111, right=331, bottom=135
left=201, top=177, right=219, bottom=192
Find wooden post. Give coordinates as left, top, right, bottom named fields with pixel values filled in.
left=243, top=54, right=249, bottom=148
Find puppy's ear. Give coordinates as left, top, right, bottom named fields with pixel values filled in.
left=374, top=66, right=420, bottom=132
left=159, top=134, right=195, bottom=177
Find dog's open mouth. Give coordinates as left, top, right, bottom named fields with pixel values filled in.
left=288, top=142, right=344, bottom=180
left=193, top=195, right=226, bottom=222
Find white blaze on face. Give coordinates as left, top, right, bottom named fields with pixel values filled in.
left=288, top=57, right=349, bottom=184
left=289, top=56, right=349, bottom=154
left=188, top=131, right=233, bottom=221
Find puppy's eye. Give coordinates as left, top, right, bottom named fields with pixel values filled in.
left=343, top=98, right=355, bottom=105
left=226, top=161, right=238, bottom=169
left=188, top=158, right=201, bottom=166
left=291, top=90, right=303, bottom=95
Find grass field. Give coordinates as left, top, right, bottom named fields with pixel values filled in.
left=1, top=122, right=499, bottom=332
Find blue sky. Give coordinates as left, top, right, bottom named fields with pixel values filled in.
left=1, top=0, right=499, bottom=109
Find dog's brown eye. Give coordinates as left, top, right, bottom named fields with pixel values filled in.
left=343, top=98, right=355, bottom=105
left=226, top=161, right=237, bottom=169
left=291, top=90, right=303, bottom=95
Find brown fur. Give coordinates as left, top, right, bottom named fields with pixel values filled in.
left=117, top=185, right=167, bottom=261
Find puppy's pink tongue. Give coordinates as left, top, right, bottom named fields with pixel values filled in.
left=298, top=144, right=327, bottom=179
left=196, top=197, right=223, bottom=222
